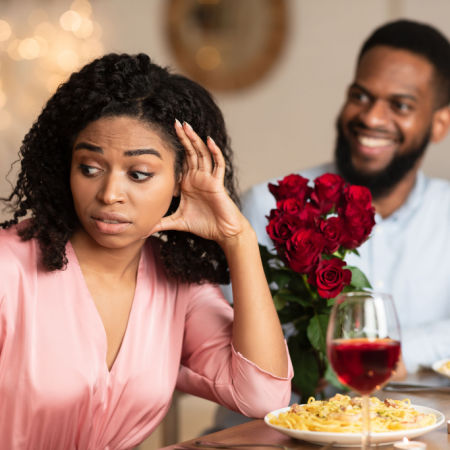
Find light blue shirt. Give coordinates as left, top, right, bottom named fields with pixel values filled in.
left=241, top=163, right=450, bottom=373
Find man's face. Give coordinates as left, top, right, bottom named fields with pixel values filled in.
left=335, top=46, right=437, bottom=197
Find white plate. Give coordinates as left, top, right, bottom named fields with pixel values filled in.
left=264, top=405, right=445, bottom=447
left=432, top=358, right=450, bottom=378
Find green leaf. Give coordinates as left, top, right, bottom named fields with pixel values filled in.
left=288, top=338, right=320, bottom=402
left=279, top=293, right=312, bottom=308
left=348, top=266, right=372, bottom=290
left=272, top=293, right=287, bottom=311
left=287, top=274, right=311, bottom=297
left=325, top=362, right=349, bottom=392
left=307, top=314, right=329, bottom=354
left=327, top=297, right=337, bottom=307
left=272, top=270, right=294, bottom=289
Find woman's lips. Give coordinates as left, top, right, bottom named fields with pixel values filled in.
left=91, top=214, right=131, bottom=234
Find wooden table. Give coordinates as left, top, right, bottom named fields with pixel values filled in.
left=163, top=370, right=450, bottom=449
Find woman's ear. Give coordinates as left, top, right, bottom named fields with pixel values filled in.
left=431, top=106, right=450, bottom=143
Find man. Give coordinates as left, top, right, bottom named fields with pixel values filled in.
left=243, top=19, right=450, bottom=375
left=207, top=19, right=450, bottom=434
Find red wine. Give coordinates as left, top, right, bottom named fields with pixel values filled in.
left=329, top=338, right=401, bottom=394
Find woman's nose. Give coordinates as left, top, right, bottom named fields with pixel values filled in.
left=96, top=172, right=126, bottom=204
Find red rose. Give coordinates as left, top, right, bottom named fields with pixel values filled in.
left=319, top=216, right=345, bottom=254
left=285, top=228, right=324, bottom=274
left=339, top=185, right=375, bottom=248
left=341, top=209, right=375, bottom=248
left=297, top=202, right=321, bottom=226
left=266, top=211, right=303, bottom=248
left=311, top=173, right=345, bottom=214
left=309, top=258, right=352, bottom=298
left=342, top=185, right=373, bottom=210
left=276, top=198, right=305, bottom=216
left=269, top=174, right=311, bottom=203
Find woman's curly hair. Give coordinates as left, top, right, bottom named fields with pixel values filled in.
left=0, top=53, right=240, bottom=284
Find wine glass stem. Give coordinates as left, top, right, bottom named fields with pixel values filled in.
left=361, top=394, right=371, bottom=449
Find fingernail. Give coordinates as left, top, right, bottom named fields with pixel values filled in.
left=183, top=121, right=193, bottom=131
left=207, top=136, right=216, bottom=146
left=175, top=118, right=182, bottom=128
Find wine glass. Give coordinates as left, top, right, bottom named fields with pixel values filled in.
left=326, top=291, right=401, bottom=449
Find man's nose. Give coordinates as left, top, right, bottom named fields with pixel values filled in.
left=96, top=172, right=126, bottom=204
left=359, top=99, right=390, bottom=129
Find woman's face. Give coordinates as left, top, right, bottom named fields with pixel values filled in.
left=70, top=115, right=179, bottom=250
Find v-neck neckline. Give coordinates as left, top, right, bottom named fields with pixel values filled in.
left=66, top=241, right=145, bottom=375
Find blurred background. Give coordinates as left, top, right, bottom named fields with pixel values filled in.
left=0, top=0, right=449, bottom=446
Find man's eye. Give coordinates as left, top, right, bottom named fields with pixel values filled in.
left=129, top=171, right=153, bottom=181
left=349, top=91, right=369, bottom=103
left=80, top=164, right=100, bottom=176
left=392, top=101, right=413, bottom=113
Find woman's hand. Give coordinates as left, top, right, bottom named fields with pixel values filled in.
left=152, top=120, right=248, bottom=245
left=153, top=122, right=289, bottom=378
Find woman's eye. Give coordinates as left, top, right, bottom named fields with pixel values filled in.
left=129, top=171, right=153, bottom=181
left=79, top=164, right=100, bottom=176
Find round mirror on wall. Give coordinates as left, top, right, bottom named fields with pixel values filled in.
left=166, top=0, right=288, bottom=91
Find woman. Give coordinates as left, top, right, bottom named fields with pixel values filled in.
left=0, top=53, right=292, bottom=449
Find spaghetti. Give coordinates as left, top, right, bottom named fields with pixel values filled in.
left=436, top=360, right=450, bottom=376
left=268, top=394, right=437, bottom=433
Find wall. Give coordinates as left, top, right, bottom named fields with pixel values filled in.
left=1, top=0, right=449, bottom=218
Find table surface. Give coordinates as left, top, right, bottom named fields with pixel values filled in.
left=162, top=370, right=450, bottom=450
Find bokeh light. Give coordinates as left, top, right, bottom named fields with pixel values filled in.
left=0, top=19, right=12, bottom=42
left=18, top=38, right=41, bottom=60
left=0, top=0, right=101, bottom=133
left=60, top=10, right=83, bottom=32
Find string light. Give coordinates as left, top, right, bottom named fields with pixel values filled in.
left=0, top=19, right=12, bottom=42
left=59, top=10, right=83, bottom=32
left=0, top=0, right=104, bottom=132
left=18, top=38, right=41, bottom=60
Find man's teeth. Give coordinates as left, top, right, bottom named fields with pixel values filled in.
left=358, top=136, right=393, bottom=147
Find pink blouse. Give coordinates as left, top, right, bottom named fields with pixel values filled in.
left=0, top=224, right=292, bottom=449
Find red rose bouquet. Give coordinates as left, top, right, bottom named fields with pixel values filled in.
left=260, top=173, right=375, bottom=399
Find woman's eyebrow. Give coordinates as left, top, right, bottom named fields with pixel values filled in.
left=124, top=149, right=162, bottom=159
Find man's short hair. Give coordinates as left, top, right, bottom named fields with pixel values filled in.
left=358, top=19, right=450, bottom=107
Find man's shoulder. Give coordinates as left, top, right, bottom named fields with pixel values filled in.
left=422, top=174, right=450, bottom=204
left=424, top=174, right=450, bottom=190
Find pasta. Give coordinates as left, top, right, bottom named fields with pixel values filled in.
left=268, top=394, right=436, bottom=433
left=437, top=360, right=450, bottom=376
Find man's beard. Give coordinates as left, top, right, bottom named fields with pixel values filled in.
left=335, top=122, right=431, bottom=199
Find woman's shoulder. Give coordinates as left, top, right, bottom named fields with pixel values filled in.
left=0, top=221, right=39, bottom=273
